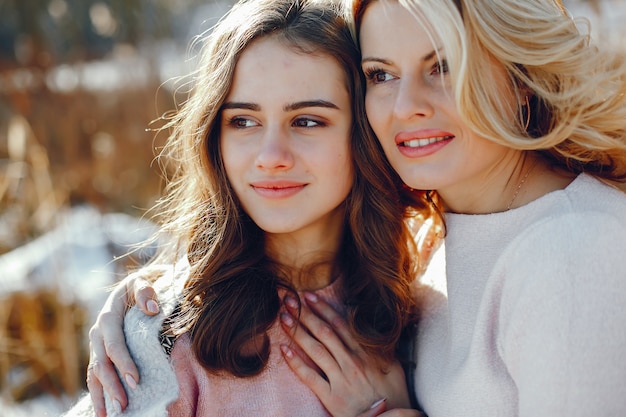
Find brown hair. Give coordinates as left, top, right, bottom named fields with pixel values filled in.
left=148, top=0, right=425, bottom=376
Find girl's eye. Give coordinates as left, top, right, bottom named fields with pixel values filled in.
left=364, top=68, right=394, bottom=84
left=228, top=117, right=258, bottom=128
left=293, top=118, right=322, bottom=128
left=431, top=59, right=449, bottom=76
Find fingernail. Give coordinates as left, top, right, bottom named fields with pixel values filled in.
left=280, top=313, right=294, bottom=327
left=147, top=299, right=159, bottom=314
left=370, top=397, right=387, bottom=409
left=283, top=295, right=299, bottom=309
left=280, top=344, right=294, bottom=358
left=113, top=399, right=122, bottom=413
left=304, top=292, right=318, bottom=303
left=125, top=373, right=137, bottom=389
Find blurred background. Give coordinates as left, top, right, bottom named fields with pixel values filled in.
left=0, top=0, right=624, bottom=415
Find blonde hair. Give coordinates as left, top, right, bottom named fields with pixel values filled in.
left=355, top=0, right=626, bottom=182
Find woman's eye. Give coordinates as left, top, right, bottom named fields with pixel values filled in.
left=364, top=68, right=394, bottom=84
left=293, top=118, right=322, bottom=128
left=431, top=59, right=449, bottom=75
left=228, top=117, right=257, bottom=128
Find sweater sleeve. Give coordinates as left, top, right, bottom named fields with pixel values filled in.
left=498, top=212, right=626, bottom=417
left=60, top=393, right=96, bottom=417
left=105, top=267, right=184, bottom=417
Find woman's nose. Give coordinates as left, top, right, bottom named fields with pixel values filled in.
left=393, top=77, right=434, bottom=121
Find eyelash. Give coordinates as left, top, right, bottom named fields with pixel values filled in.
left=227, top=117, right=256, bottom=129
left=363, top=67, right=391, bottom=84
left=293, top=117, right=324, bottom=128
left=225, top=116, right=324, bottom=128
left=431, top=59, right=449, bottom=75
left=363, top=59, right=450, bottom=83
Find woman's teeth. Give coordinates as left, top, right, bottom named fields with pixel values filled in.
left=402, top=136, right=451, bottom=148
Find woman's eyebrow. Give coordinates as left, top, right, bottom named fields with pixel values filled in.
left=362, top=49, right=441, bottom=65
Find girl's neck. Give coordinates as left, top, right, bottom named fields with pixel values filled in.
left=265, top=226, right=344, bottom=292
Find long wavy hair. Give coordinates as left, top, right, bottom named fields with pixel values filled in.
left=353, top=0, right=626, bottom=184
left=144, top=0, right=428, bottom=377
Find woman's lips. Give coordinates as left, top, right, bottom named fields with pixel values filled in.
left=394, top=130, right=454, bottom=157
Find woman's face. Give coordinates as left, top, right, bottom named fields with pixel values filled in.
left=359, top=0, right=521, bottom=212
left=220, top=36, right=353, bottom=244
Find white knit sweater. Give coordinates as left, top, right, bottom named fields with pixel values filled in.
left=415, top=174, right=626, bottom=417
left=62, top=264, right=186, bottom=417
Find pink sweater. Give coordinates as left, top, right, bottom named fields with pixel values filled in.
left=167, top=281, right=345, bottom=417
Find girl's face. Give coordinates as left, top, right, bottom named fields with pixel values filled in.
left=220, top=36, right=353, bottom=245
left=359, top=0, right=521, bottom=212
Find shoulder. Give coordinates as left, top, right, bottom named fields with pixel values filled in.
left=504, top=208, right=626, bottom=272
left=495, top=197, right=626, bottom=411
left=124, top=264, right=186, bottom=336
left=497, top=209, right=626, bottom=306
left=495, top=206, right=626, bottom=349
left=503, top=174, right=626, bottom=270
left=112, top=262, right=189, bottom=416
left=495, top=183, right=626, bottom=325
left=61, top=394, right=96, bottom=417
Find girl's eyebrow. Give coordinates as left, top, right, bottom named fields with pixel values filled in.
left=221, top=100, right=340, bottom=112
left=284, top=100, right=339, bottom=111
left=221, top=102, right=260, bottom=111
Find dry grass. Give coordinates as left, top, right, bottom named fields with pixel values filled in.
left=0, top=69, right=172, bottom=252
left=0, top=290, right=87, bottom=402
left=0, top=66, right=174, bottom=404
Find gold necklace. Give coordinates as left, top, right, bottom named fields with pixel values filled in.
left=506, top=164, right=535, bottom=210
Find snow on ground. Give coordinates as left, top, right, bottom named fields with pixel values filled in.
left=1, top=395, right=73, bottom=417
left=1, top=205, right=156, bottom=320
left=0, top=206, right=156, bottom=416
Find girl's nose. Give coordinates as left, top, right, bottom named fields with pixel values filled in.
left=255, top=127, right=295, bottom=170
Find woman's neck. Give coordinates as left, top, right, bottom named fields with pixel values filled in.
left=440, top=153, right=575, bottom=214
left=265, top=224, right=344, bottom=291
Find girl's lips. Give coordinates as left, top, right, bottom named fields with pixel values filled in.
left=250, top=181, right=307, bottom=198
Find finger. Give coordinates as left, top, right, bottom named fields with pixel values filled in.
left=281, top=341, right=365, bottom=416
left=281, top=308, right=389, bottom=416
left=280, top=307, right=345, bottom=380
left=129, top=276, right=159, bottom=315
left=87, top=362, right=128, bottom=416
left=285, top=294, right=363, bottom=375
left=87, top=348, right=127, bottom=413
left=86, top=366, right=107, bottom=417
left=302, top=292, right=360, bottom=352
left=280, top=343, right=331, bottom=399
left=96, top=306, right=139, bottom=387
